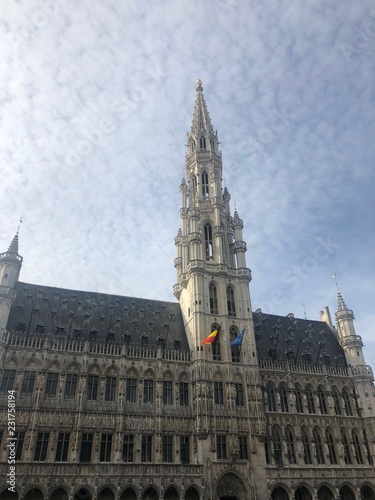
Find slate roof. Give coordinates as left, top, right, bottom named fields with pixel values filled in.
left=253, top=311, right=347, bottom=368
left=6, top=282, right=346, bottom=367
left=7, top=282, right=189, bottom=351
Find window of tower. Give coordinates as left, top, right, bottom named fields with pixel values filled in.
left=204, top=223, right=213, bottom=260
left=209, top=282, right=218, bottom=314
left=226, top=285, right=236, bottom=317
left=230, top=325, right=240, bottom=363
left=202, top=172, right=209, bottom=196
left=211, top=322, right=221, bottom=361
left=192, top=175, right=197, bottom=191
left=200, top=136, right=206, bottom=150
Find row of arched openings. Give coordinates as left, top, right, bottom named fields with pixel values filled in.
left=0, top=485, right=201, bottom=500
left=271, top=483, right=375, bottom=499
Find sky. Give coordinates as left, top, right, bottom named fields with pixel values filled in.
left=1, top=1, right=374, bottom=366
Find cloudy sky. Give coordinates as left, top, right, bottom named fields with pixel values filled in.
left=1, top=1, right=374, bottom=365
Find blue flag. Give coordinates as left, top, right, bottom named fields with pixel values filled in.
left=230, top=328, right=245, bottom=347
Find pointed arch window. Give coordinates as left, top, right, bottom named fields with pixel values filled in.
left=352, top=430, right=363, bottom=464
left=211, top=323, right=221, bottom=361
left=341, top=429, right=352, bottom=464
left=285, top=427, right=296, bottom=464
left=279, top=383, right=289, bottom=412
left=342, top=388, right=353, bottom=416
left=201, top=172, right=209, bottom=196
left=363, top=429, right=373, bottom=465
left=305, top=385, right=315, bottom=413
left=295, top=384, right=304, bottom=413
left=265, top=382, right=276, bottom=412
left=301, top=429, right=312, bottom=464
left=332, top=387, right=342, bottom=415
left=313, top=428, right=325, bottom=464
left=192, top=175, right=197, bottom=192
left=272, top=427, right=283, bottom=466
left=204, top=223, right=213, bottom=260
left=317, top=385, right=327, bottom=414
left=226, top=285, right=236, bottom=317
left=326, top=429, right=337, bottom=464
left=200, top=136, right=206, bottom=150
left=209, top=282, right=218, bottom=315
left=230, top=325, right=240, bottom=363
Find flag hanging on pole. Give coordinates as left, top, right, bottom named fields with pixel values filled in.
left=230, top=328, right=245, bottom=347
left=202, top=326, right=221, bottom=345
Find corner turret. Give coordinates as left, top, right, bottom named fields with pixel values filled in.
left=334, top=288, right=365, bottom=367
left=0, top=232, right=23, bottom=335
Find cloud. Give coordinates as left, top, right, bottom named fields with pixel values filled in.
left=0, top=0, right=374, bottom=366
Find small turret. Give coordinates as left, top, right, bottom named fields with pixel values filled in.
left=0, top=231, right=23, bottom=335
left=334, top=287, right=365, bottom=367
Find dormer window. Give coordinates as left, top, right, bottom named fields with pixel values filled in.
left=201, top=172, right=209, bottom=196
left=200, top=136, right=206, bottom=150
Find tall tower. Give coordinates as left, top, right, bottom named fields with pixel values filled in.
left=174, top=80, right=257, bottom=364
left=0, top=232, right=23, bottom=335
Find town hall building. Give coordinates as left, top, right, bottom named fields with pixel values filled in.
left=0, top=81, right=374, bottom=500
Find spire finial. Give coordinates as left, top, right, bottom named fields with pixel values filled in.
left=303, top=303, right=307, bottom=320
left=333, top=272, right=339, bottom=290
left=196, top=78, right=203, bottom=91
left=17, top=216, right=23, bottom=235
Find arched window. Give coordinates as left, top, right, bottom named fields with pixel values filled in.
left=317, top=386, right=327, bottom=414
left=272, top=427, right=283, bottom=466
left=285, top=427, right=296, bottom=464
left=313, top=428, right=324, bottom=464
left=332, top=387, right=341, bottom=415
left=279, top=383, right=289, bottom=412
left=352, top=430, right=363, bottom=464
left=341, top=429, right=352, bottom=464
left=204, top=223, right=213, bottom=260
left=201, top=171, right=209, bottom=196
left=363, top=429, right=374, bottom=465
left=200, top=136, right=206, bottom=150
left=295, top=384, right=304, bottom=413
left=210, top=139, right=215, bottom=152
left=209, top=282, right=218, bottom=314
left=211, top=323, right=221, bottom=361
left=192, top=175, right=197, bottom=192
left=353, top=389, right=362, bottom=416
left=226, top=286, right=236, bottom=317
left=305, top=385, right=315, bottom=413
left=230, top=325, right=240, bottom=363
left=191, top=141, right=195, bottom=153
left=265, top=382, right=276, bottom=412
left=301, top=428, right=312, bottom=464
left=342, top=388, right=353, bottom=416
left=326, top=429, right=337, bottom=464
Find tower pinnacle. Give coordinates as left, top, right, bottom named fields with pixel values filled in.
left=191, top=80, right=214, bottom=136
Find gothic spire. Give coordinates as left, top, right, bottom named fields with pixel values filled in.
left=7, top=233, right=19, bottom=255
left=337, top=288, right=348, bottom=313
left=191, top=79, right=214, bottom=136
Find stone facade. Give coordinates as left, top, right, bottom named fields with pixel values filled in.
left=0, top=83, right=374, bottom=500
